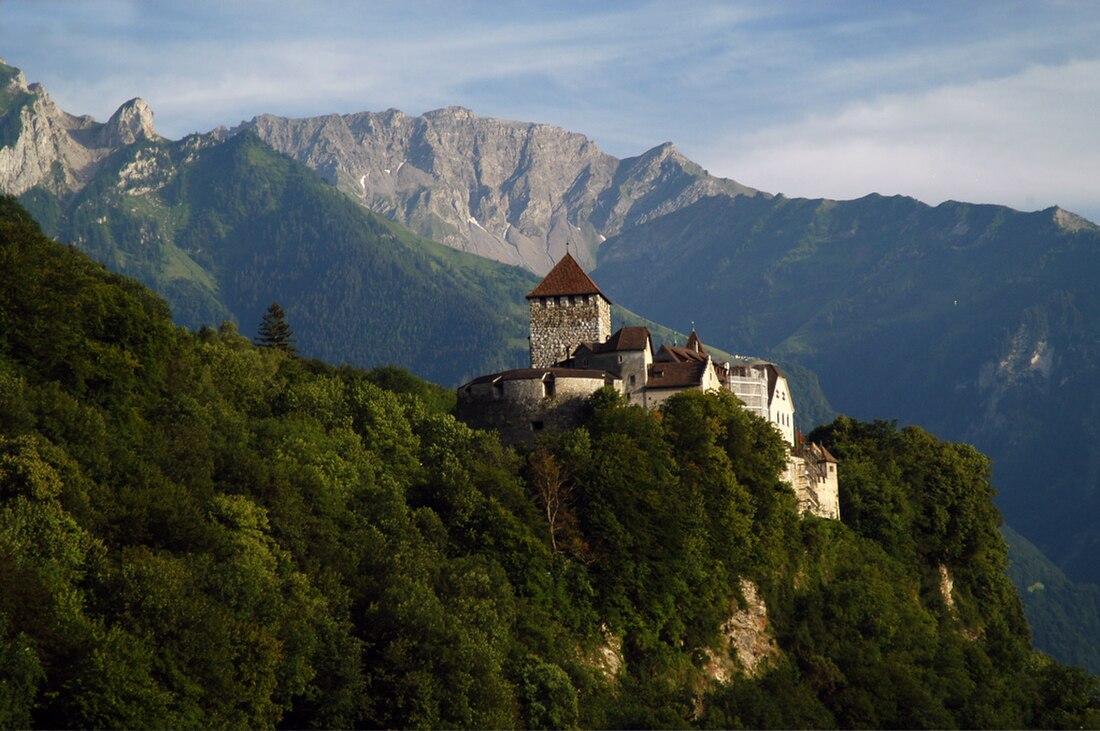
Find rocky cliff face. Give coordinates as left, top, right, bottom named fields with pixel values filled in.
left=0, top=60, right=156, bottom=197
left=243, top=107, right=762, bottom=274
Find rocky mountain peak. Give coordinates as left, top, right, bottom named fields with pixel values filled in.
left=1, top=67, right=27, bottom=93
left=103, top=97, right=156, bottom=146
left=1052, top=206, right=1097, bottom=232
left=0, top=63, right=159, bottom=198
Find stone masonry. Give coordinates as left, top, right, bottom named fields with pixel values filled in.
left=529, top=294, right=611, bottom=368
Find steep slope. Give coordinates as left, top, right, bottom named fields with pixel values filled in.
left=19, top=129, right=541, bottom=385
left=1002, top=525, right=1100, bottom=674
left=595, top=192, right=1100, bottom=587
left=244, top=107, right=761, bottom=274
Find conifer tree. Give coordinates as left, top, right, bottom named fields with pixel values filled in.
left=257, top=302, right=296, bottom=353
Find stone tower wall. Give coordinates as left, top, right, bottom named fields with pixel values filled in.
left=529, top=295, right=612, bottom=367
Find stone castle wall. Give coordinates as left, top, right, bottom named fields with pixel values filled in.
left=456, top=373, right=616, bottom=445
left=529, top=295, right=611, bottom=367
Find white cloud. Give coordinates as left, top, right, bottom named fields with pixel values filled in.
left=705, top=58, right=1100, bottom=221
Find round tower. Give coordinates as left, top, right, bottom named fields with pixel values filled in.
left=526, top=253, right=612, bottom=368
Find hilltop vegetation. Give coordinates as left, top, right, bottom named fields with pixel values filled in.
left=1, top=196, right=1096, bottom=728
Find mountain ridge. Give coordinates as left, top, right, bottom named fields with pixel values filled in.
left=239, top=105, right=763, bottom=274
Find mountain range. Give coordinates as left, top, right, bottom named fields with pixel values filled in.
left=1, top=58, right=1099, bottom=672
left=242, top=107, right=759, bottom=275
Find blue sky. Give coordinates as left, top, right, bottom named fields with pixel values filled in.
left=2, top=0, right=1098, bottom=222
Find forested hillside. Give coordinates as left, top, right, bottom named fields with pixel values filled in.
left=1, top=196, right=1096, bottom=728
left=596, top=193, right=1100, bottom=591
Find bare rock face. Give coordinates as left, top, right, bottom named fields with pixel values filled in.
left=703, top=578, right=779, bottom=682
left=244, top=107, right=762, bottom=274
left=102, top=98, right=156, bottom=147
left=0, top=61, right=157, bottom=197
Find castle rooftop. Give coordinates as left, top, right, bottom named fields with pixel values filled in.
left=578, top=326, right=651, bottom=354
left=646, top=360, right=710, bottom=389
left=526, top=252, right=610, bottom=301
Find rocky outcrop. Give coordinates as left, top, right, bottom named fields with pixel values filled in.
left=101, top=98, right=156, bottom=148
left=700, top=579, right=779, bottom=683
left=582, top=624, right=624, bottom=682
left=0, top=61, right=157, bottom=197
left=243, top=107, right=762, bottom=274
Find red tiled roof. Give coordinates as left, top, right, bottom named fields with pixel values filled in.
left=608, top=326, right=651, bottom=351
left=646, top=360, right=708, bottom=389
left=655, top=343, right=709, bottom=363
left=577, top=326, right=651, bottom=354
left=526, top=252, right=610, bottom=301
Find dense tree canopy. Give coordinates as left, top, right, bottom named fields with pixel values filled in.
left=0, top=196, right=1096, bottom=728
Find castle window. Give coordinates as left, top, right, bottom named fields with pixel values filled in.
left=543, top=379, right=556, bottom=398
left=568, top=295, right=575, bottom=305
left=531, top=421, right=544, bottom=431
left=630, top=374, right=636, bottom=386
left=583, top=294, right=590, bottom=304
left=555, top=296, right=561, bottom=306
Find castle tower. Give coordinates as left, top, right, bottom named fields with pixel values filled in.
left=526, top=253, right=612, bottom=367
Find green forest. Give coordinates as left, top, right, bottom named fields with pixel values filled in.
left=0, top=194, right=1097, bottom=728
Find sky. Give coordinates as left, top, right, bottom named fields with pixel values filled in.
left=1, top=0, right=1098, bottom=222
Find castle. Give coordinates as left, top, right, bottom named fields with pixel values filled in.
left=455, top=253, right=839, bottom=519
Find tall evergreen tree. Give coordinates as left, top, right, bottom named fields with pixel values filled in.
left=257, top=301, right=296, bottom=353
